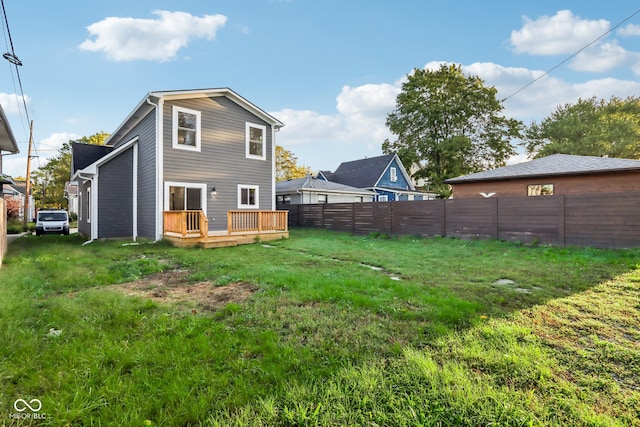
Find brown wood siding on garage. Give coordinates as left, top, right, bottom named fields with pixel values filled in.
left=450, top=170, right=640, bottom=198
left=162, top=96, right=274, bottom=231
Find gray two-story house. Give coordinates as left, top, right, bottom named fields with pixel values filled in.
left=71, top=88, right=286, bottom=245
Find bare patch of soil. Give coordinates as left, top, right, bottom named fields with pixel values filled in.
left=107, top=270, right=257, bottom=310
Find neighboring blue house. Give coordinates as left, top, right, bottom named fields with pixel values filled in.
left=320, top=153, right=434, bottom=201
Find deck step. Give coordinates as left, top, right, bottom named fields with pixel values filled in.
left=165, top=231, right=289, bottom=249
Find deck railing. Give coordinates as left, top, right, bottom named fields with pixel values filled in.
left=163, top=210, right=288, bottom=237
left=163, top=210, right=209, bottom=237
left=227, top=210, right=288, bottom=234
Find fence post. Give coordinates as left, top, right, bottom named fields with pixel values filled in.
left=441, top=199, right=447, bottom=238
left=351, top=203, right=356, bottom=234
left=558, top=195, right=565, bottom=246
left=493, top=197, right=499, bottom=240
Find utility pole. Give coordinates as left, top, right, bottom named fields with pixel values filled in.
left=22, top=120, right=33, bottom=230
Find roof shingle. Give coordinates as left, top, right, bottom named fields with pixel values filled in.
left=445, top=154, right=640, bottom=183
left=329, top=153, right=395, bottom=188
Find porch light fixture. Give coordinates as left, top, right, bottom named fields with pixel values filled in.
left=211, top=186, right=217, bottom=196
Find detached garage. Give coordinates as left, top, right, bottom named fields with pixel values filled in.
left=445, top=154, right=640, bottom=199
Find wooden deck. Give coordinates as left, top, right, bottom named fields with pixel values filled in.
left=163, top=210, right=289, bottom=248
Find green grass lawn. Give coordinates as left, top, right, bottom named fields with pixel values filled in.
left=1, top=229, right=639, bottom=426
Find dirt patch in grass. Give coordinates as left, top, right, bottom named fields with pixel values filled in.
left=107, top=269, right=257, bottom=310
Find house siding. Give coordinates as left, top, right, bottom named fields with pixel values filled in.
left=450, top=170, right=640, bottom=198
left=98, top=148, right=134, bottom=238
left=377, top=158, right=412, bottom=192
left=162, top=96, right=274, bottom=231
left=283, top=191, right=372, bottom=204
left=112, top=111, right=157, bottom=239
left=77, top=180, right=91, bottom=237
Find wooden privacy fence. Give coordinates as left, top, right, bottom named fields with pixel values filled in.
left=279, top=192, right=640, bottom=249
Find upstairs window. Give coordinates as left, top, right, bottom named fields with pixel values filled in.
left=528, top=184, right=554, bottom=196
left=172, top=106, right=201, bottom=151
left=317, top=194, right=328, bottom=204
left=246, top=123, right=266, bottom=160
left=390, top=167, right=397, bottom=182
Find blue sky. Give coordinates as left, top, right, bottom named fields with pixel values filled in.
left=1, top=1, right=640, bottom=177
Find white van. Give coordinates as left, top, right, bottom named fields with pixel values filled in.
left=35, top=210, right=70, bottom=236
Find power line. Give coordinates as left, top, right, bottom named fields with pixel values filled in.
left=1, top=0, right=29, bottom=123
left=1, top=0, right=39, bottom=163
left=501, top=8, right=640, bottom=103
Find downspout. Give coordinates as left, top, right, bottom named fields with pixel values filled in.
left=146, top=96, right=164, bottom=241
left=271, top=125, right=277, bottom=211
left=132, top=143, right=138, bottom=242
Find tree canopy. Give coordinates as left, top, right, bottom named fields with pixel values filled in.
left=31, top=132, right=110, bottom=209
left=276, top=145, right=312, bottom=181
left=523, top=96, right=640, bottom=159
left=383, top=64, right=522, bottom=197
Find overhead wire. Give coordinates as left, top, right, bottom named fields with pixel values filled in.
left=501, top=7, right=640, bottom=103
left=1, top=0, right=39, bottom=163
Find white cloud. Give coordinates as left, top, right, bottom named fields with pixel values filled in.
left=618, top=23, right=640, bottom=37
left=79, top=10, right=227, bottom=62
left=32, top=133, right=82, bottom=168
left=276, top=54, right=640, bottom=171
left=272, top=83, right=400, bottom=170
left=511, top=10, right=609, bottom=55
left=570, top=40, right=636, bottom=73
left=0, top=92, right=30, bottom=115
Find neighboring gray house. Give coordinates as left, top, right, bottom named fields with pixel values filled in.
left=71, top=88, right=284, bottom=241
left=321, top=153, right=435, bottom=201
left=276, top=175, right=375, bottom=204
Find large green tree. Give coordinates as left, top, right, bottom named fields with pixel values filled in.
left=31, top=132, right=110, bottom=209
left=276, top=145, right=312, bottom=181
left=383, top=64, right=522, bottom=197
left=524, top=96, right=640, bottom=159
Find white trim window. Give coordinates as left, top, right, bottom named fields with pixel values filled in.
left=164, top=182, right=207, bottom=214
left=238, top=185, right=259, bottom=209
left=172, top=106, right=201, bottom=151
left=390, top=167, right=397, bottom=182
left=245, top=122, right=266, bottom=160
